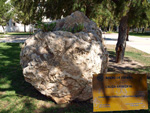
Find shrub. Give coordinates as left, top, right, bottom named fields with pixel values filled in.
left=36, top=21, right=84, bottom=33
left=62, top=24, right=84, bottom=33
left=36, top=21, right=56, bottom=32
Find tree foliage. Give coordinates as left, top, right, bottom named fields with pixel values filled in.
left=91, top=1, right=117, bottom=30
left=111, top=0, right=150, bottom=28
left=12, top=0, right=104, bottom=21
left=0, top=0, right=13, bottom=27
left=12, top=0, right=44, bottom=25
left=42, top=0, right=103, bottom=19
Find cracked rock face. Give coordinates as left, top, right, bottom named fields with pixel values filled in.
left=20, top=11, right=108, bottom=104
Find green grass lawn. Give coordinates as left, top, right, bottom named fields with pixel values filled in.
left=0, top=43, right=149, bottom=113
left=104, top=32, right=150, bottom=38
left=129, top=32, right=150, bottom=38
left=0, top=32, right=33, bottom=36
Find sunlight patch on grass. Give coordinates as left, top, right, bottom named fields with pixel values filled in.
left=0, top=54, right=9, bottom=58
left=0, top=78, right=11, bottom=88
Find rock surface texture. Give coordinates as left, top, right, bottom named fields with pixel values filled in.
left=20, top=11, right=108, bottom=104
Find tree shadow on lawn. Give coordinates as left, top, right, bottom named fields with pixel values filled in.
left=0, top=43, right=149, bottom=113
left=0, top=43, right=58, bottom=113
left=0, top=43, right=52, bottom=101
left=104, top=37, right=118, bottom=41
left=0, top=43, right=93, bottom=113
left=108, top=51, right=150, bottom=74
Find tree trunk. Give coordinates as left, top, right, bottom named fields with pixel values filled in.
left=136, top=28, right=139, bottom=33
left=24, top=25, right=26, bottom=32
left=108, top=26, right=111, bottom=32
left=142, top=28, right=144, bottom=33
left=85, top=3, right=92, bottom=18
left=116, top=16, right=128, bottom=63
left=126, top=26, right=130, bottom=41
left=117, top=26, right=119, bottom=32
left=85, top=8, right=90, bottom=18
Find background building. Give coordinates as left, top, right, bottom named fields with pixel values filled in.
left=0, top=17, right=51, bottom=33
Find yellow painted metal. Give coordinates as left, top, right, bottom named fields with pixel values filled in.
left=93, top=74, right=148, bottom=112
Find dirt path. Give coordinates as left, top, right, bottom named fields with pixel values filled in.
left=0, top=35, right=29, bottom=43
left=108, top=54, right=145, bottom=73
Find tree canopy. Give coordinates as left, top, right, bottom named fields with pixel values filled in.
left=11, top=0, right=150, bottom=63
left=0, top=0, right=13, bottom=32
left=12, top=0, right=44, bottom=25
left=12, top=0, right=104, bottom=21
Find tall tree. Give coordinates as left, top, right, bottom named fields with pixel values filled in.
left=111, top=0, right=150, bottom=63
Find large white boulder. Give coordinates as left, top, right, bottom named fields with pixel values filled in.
left=20, top=11, right=108, bottom=104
